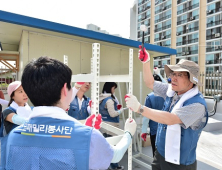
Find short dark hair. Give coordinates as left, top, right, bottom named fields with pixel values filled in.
left=21, top=56, right=72, bottom=106
left=102, top=82, right=117, bottom=94
left=153, top=74, right=162, bottom=82
left=102, top=82, right=117, bottom=99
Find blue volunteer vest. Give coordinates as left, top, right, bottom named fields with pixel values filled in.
left=5, top=117, right=92, bottom=170
left=0, top=106, right=19, bottom=137
left=68, top=96, right=90, bottom=120
left=155, top=92, right=208, bottom=165
left=99, top=97, right=119, bottom=123
left=145, top=93, right=164, bottom=135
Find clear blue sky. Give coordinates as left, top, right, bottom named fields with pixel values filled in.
left=0, top=0, right=135, bottom=38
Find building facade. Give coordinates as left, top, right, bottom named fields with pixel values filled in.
left=130, top=0, right=222, bottom=96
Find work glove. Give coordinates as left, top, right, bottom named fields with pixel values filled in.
left=88, top=100, right=92, bottom=108
left=75, top=82, right=85, bottom=88
left=141, top=133, right=148, bottom=141
left=153, top=67, right=160, bottom=75
left=85, top=114, right=102, bottom=130
left=124, top=118, right=137, bottom=138
left=124, top=94, right=141, bottom=113
left=117, top=104, right=122, bottom=110
left=138, top=45, right=150, bottom=63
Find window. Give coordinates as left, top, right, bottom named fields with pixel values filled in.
left=190, top=56, right=198, bottom=63
left=146, top=10, right=151, bottom=18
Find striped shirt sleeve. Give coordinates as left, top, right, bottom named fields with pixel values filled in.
left=153, top=81, right=168, bottom=100
left=174, top=103, right=206, bottom=129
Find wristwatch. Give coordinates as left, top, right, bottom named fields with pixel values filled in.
left=138, top=105, right=144, bottom=115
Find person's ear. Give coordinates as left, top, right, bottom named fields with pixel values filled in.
left=62, top=83, right=68, bottom=96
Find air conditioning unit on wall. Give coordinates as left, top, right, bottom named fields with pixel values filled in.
left=215, top=33, right=221, bottom=38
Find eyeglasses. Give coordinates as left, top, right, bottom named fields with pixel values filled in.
left=169, top=72, right=188, bottom=79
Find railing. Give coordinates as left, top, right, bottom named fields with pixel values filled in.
left=206, top=33, right=221, bottom=40
left=154, top=34, right=171, bottom=41
left=207, top=0, right=216, bottom=3
left=207, top=7, right=222, bottom=16
left=138, top=6, right=151, bottom=14
left=155, top=4, right=172, bottom=14
left=177, top=3, right=199, bottom=15
left=138, top=0, right=149, bottom=6
left=155, top=15, right=171, bottom=23
left=177, top=15, right=198, bottom=25
left=207, top=20, right=222, bottom=27
left=177, top=0, right=187, bottom=5
left=203, top=72, right=222, bottom=97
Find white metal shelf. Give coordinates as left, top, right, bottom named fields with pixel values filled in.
left=72, top=43, right=134, bottom=170
left=72, top=74, right=130, bottom=83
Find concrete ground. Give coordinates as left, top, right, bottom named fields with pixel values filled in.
left=117, top=115, right=222, bottom=170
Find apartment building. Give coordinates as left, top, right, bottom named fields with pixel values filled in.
left=130, top=0, right=222, bottom=95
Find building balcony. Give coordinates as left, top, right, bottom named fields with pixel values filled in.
left=155, top=15, right=171, bottom=23
left=155, top=4, right=172, bottom=14
left=206, top=59, right=221, bottom=64
left=155, top=24, right=171, bottom=32
left=207, top=20, right=222, bottom=28
left=177, top=15, right=198, bottom=26
left=177, top=0, right=187, bottom=5
left=137, top=32, right=150, bottom=38
left=138, top=0, right=149, bottom=6
left=155, top=27, right=162, bottom=32
left=138, top=6, right=151, bottom=14
left=207, top=7, right=222, bottom=16
left=177, top=50, right=198, bottom=56
left=138, top=15, right=147, bottom=22
left=154, top=34, right=171, bottom=41
left=177, top=26, right=199, bottom=36
left=206, top=33, right=221, bottom=40
left=207, top=0, right=217, bottom=3
left=187, top=38, right=199, bottom=44
left=177, top=3, right=199, bottom=15
left=176, top=38, right=198, bottom=46
left=206, top=46, right=222, bottom=52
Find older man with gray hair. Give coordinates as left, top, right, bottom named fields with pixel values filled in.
left=124, top=46, right=208, bottom=170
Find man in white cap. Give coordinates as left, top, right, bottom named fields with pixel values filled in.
left=124, top=46, right=208, bottom=170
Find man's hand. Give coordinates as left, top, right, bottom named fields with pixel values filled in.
left=124, top=118, right=137, bottom=138
left=75, top=82, right=85, bottom=88
left=138, top=45, right=150, bottom=63
left=85, top=114, right=102, bottom=130
left=124, top=94, right=141, bottom=113
left=141, top=133, right=147, bottom=141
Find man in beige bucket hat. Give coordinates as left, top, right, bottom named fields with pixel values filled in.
left=164, top=59, right=202, bottom=86
left=123, top=46, right=208, bottom=170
